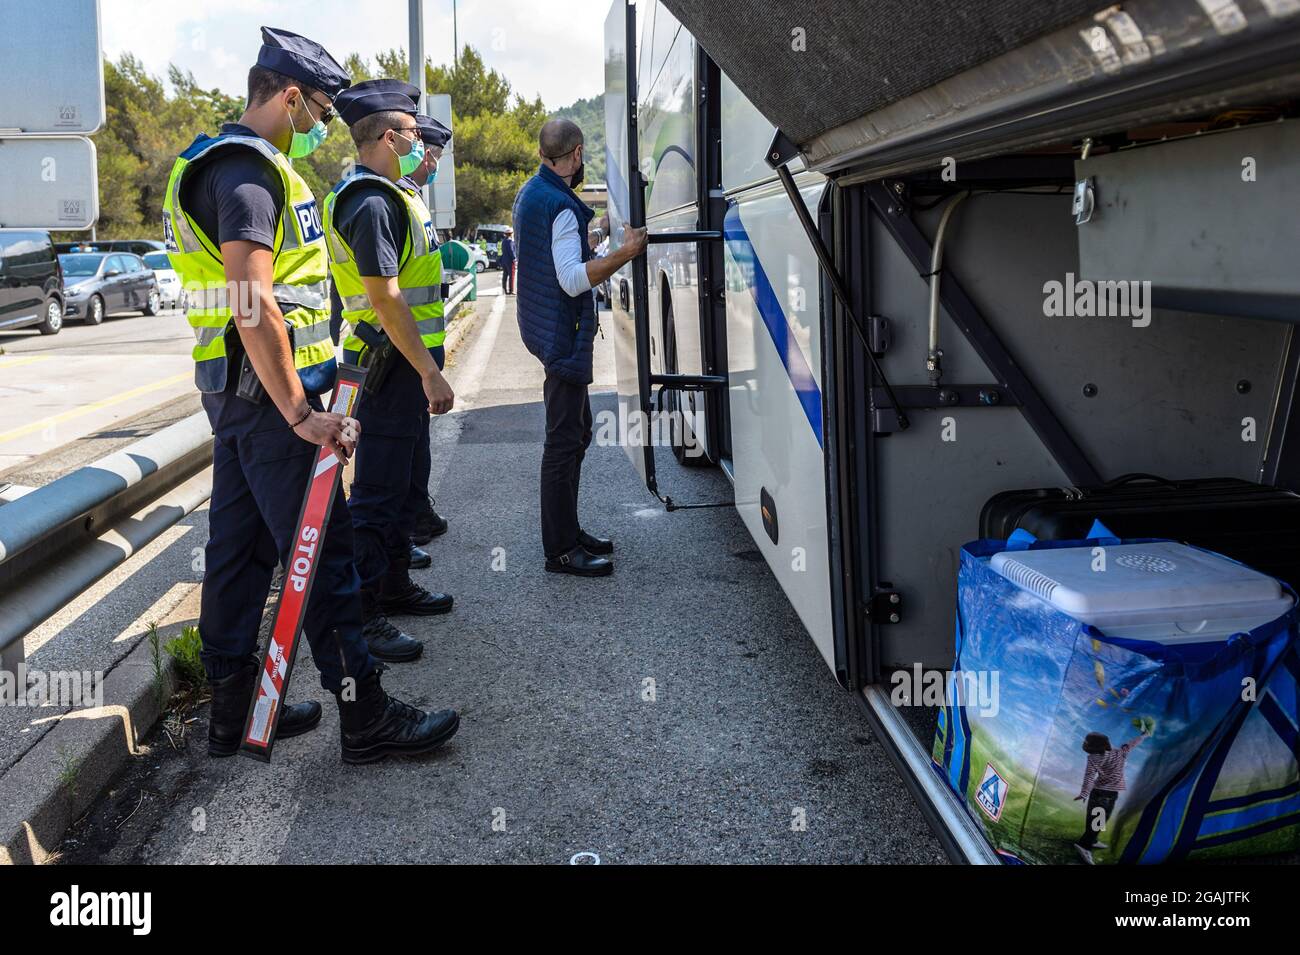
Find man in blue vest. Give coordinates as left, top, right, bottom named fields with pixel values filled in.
left=512, top=119, right=646, bottom=576
left=499, top=227, right=516, bottom=295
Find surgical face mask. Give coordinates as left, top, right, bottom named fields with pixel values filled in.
left=390, top=130, right=426, bottom=177
left=427, top=157, right=439, bottom=183
left=285, top=99, right=327, bottom=158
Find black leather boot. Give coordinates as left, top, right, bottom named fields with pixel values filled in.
left=336, top=667, right=459, bottom=764
left=207, top=656, right=321, bottom=757
left=545, top=545, right=613, bottom=577
left=577, top=529, right=614, bottom=555
left=360, top=591, right=425, bottom=662
left=409, top=542, right=432, bottom=569
left=410, top=500, right=448, bottom=545
left=377, top=554, right=453, bottom=616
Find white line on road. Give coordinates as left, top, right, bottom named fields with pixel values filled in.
left=451, top=294, right=507, bottom=413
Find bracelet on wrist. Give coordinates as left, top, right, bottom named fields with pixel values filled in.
left=288, top=407, right=312, bottom=429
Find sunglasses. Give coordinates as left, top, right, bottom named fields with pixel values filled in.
left=305, top=94, right=336, bottom=125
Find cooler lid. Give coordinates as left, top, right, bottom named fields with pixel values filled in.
left=990, top=541, right=1292, bottom=624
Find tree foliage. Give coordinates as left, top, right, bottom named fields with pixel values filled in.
left=65, top=46, right=600, bottom=241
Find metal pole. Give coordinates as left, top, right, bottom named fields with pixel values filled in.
left=453, top=0, right=459, bottom=68
left=408, top=0, right=430, bottom=206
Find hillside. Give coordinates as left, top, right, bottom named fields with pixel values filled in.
left=550, top=94, right=607, bottom=184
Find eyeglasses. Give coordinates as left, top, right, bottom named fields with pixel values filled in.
left=384, top=127, right=421, bottom=142
left=306, top=94, right=336, bottom=125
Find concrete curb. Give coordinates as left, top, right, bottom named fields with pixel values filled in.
left=0, top=586, right=199, bottom=865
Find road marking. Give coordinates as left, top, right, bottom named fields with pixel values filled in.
left=451, top=294, right=506, bottom=412
left=0, top=371, right=193, bottom=446
left=0, top=355, right=52, bottom=371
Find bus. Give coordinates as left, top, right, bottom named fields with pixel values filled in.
left=605, top=0, right=1300, bottom=862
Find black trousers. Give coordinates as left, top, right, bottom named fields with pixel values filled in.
left=541, top=372, right=592, bottom=558
left=502, top=260, right=515, bottom=294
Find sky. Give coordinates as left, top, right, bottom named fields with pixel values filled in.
left=100, top=0, right=614, bottom=110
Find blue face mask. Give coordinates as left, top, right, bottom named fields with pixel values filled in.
left=427, top=158, right=439, bottom=183
left=391, top=131, right=426, bottom=177
left=285, top=101, right=327, bottom=158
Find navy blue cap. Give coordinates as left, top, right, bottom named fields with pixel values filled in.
left=415, top=114, right=452, bottom=148
left=257, top=27, right=350, bottom=99
left=335, top=79, right=421, bottom=127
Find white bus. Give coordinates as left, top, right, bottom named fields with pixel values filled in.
left=604, top=0, right=1300, bottom=862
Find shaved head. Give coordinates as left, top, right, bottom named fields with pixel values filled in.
left=539, top=119, right=583, bottom=159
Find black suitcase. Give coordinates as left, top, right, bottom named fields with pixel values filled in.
left=980, top=473, right=1300, bottom=590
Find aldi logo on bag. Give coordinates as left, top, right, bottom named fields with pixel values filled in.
left=976, top=763, right=1009, bottom=822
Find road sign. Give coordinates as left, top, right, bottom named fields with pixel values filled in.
left=426, top=94, right=457, bottom=231
left=0, top=137, right=99, bottom=230
left=0, top=0, right=105, bottom=134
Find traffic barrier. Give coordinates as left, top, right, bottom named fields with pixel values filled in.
left=0, top=412, right=214, bottom=672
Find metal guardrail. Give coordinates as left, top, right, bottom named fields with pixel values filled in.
left=0, top=278, right=480, bottom=671
left=0, top=411, right=214, bottom=670
left=445, top=270, right=476, bottom=315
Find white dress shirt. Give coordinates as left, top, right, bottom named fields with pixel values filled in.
left=551, top=209, right=594, bottom=297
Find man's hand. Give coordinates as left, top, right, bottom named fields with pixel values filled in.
left=619, top=225, right=648, bottom=261
left=293, top=410, right=361, bottom=464
left=423, top=368, right=455, bottom=415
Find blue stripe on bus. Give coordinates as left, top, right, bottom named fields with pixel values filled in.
left=722, top=203, right=824, bottom=448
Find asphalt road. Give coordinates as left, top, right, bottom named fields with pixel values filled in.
left=0, top=307, right=196, bottom=476
left=56, top=275, right=944, bottom=864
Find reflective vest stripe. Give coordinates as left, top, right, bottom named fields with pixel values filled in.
left=339, top=284, right=442, bottom=312
left=186, top=280, right=330, bottom=311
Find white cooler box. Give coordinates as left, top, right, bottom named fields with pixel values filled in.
left=989, top=541, right=1294, bottom=644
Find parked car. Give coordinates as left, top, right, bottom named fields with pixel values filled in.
left=141, top=251, right=186, bottom=310
left=467, top=224, right=511, bottom=267
left=464, top=243, right=489, bottom=274
left=0, top=230, right=63, bottom=335
left=58, top=252, right=161, bottom=324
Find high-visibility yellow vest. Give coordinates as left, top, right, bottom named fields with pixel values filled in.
left=322, top=172, right=444, bottom=365
left=162, top=133, right=335, bottom=394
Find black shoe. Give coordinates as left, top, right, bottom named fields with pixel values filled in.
left=207, top=656, right=321, bottom=757
left=577, top=529, right=614, bottom=555
left=336, top=667, right=459, bottom=765
left=360, top=611, right=425, bottom=662
left=378, top=581, right=454, bottom=616
left=545, top=545, right=613, bottom=577
left=409, top=542, right=432, bottom=569
left=410, top=508, right=449, bottom=545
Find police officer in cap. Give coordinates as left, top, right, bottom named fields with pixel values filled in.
left=400, top=113, right=453, bottom=571
left=322, top=80, right=455, bottom=659
left=163, top=29, right=458, bottom=763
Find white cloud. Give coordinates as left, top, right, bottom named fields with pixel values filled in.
left=100, top=0, right=611, bottom=108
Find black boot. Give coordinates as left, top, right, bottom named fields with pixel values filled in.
left=545, top=545, right=613, bottom=577
left=360, top=592, right=425, bottom=662
left=207, top=656, right=321, bottom=757
left=410, top=500, right=448, bottom=545
left=336, top=667, right=459, bottom=765
left=577, top=529, right=614, bottom=555
left=409, top=542, right=432, bottom=569
left=377, top=554, right=453, bottom=616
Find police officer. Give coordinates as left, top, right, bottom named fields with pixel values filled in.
left=163, top=28, right=458, bottom=763
left=322, top=80, right=455, bottom=657
left=401, top=113, right=453, bottom=572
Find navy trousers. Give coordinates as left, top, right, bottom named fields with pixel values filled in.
left=199, top=386, right=376, bottom=692
left=351, top=361, right=423, bottom=594
left=399, top=346, right=442, bottom=533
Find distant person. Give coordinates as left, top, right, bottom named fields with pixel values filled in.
left=512, top=118, right=647, bottom=577
left=500, top=227, right=516, bottom=294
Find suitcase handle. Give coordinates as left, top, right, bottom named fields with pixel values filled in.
left=1102, top=472, right=1178, bottom=489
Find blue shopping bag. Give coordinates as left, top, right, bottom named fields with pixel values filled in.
left=933, top=535, right=1300, bottom=864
